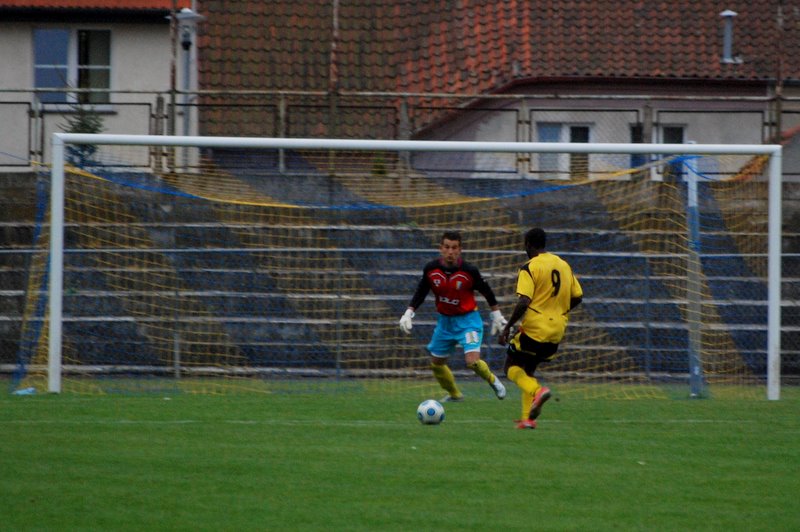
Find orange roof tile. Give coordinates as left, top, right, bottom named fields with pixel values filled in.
left=199, top=0, right=800, bottom=97
left=0, top=0, right=188, bottom=8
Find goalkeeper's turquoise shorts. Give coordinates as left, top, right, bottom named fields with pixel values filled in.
left=427, top=310, right=483, bottom=356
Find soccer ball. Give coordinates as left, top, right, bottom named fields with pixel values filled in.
left=416, top=399, right=445, bottom=425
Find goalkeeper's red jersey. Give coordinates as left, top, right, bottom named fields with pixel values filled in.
left=408, top=258, right=498, bottom=316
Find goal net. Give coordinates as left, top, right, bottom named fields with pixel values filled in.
left=13, top=135, right=783, bottom=399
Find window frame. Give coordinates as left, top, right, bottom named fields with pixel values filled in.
left=33, top=27, right=112, bottom=109
left=535, top=122, right=592, bottom=179
left=660, top=124, right=686, bottom=179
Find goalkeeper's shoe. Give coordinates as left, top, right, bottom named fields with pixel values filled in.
left=515, top=419, right=537, bottom=430
left=441, top=394, right=465, bottom=402
left=528, top=386, right=552, bottom=420
left=489, top=375, right=506, bottom=400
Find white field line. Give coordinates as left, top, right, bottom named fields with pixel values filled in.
left=0, top=417, right=751, bottom=427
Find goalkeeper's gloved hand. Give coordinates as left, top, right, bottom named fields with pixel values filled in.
left=399, top=308, right=415, bottom=335
left=489, top=310, right=508, bottom=336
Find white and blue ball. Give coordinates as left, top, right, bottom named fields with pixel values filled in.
left=416, top=399, right=445, bottom=425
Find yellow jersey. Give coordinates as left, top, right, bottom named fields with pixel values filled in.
left=515, top=252, right=583, bottom=343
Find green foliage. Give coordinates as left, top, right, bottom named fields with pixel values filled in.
left=1, top=384, right=798, bottom=530
left=372, top=154, right=387, bottom=176
left=59, top=104, right=105, bottom=166
left=60, top=104, right=105, bottom=135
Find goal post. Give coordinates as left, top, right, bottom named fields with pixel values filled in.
left=23, top=133, right=784, bottom=398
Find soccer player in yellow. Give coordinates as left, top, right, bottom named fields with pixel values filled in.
left=498, top=228, right=583, bottom=429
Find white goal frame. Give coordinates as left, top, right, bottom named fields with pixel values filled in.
left=48, top=133, right=783, bottom=398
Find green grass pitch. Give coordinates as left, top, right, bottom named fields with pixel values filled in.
left=1, top=383, right=799, bottom=531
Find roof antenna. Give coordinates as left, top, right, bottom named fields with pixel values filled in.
left=720, top=10, right=742, bottom=64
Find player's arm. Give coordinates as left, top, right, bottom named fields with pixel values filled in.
left=498, top=294, right=530, bottom=346
left=468, top=264, right=507, bottom=335
left=470, top=265, right=499, bottom=308
left=569, top=269, right=584, bottom=311
left=407, top=275, right=430, bottom=311
left=399, top=276, right=430, bottom=334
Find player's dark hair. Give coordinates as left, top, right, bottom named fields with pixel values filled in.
left=525, top=227, right=546, bottom=250
left=441, top=231, right=462, bottom=244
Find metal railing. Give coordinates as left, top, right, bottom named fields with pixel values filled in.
left=0, top=89, right=799, bottom=178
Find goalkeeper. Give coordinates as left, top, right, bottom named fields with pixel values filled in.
left=399, top=231, right=508, bottom=402
left=498, top=228, right=583, bottom=429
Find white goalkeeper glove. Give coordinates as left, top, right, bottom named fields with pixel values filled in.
left=489, top=309, right=508, bottom=336
left=399, top=308, right=415, bottom=335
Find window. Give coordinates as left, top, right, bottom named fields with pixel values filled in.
left=629, top=124, right=649, bottom=179
left=569, top=126, right=589, bottom=179
left=661, top=125, right=685, bottom=179
left=536, top=123, right=591, bottom=179
left=34, top=28, right=111, bottom=105
left=630, top=123, right=645, bottom=165
left=537, top=123, right=561, bottom=177
left=662, top=125, right=684, bottom=144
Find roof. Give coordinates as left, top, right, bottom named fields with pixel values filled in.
left=0, top=0, right=187, bottom=8
left=0, top=0, right=191, bottom=23
left=199, top=0, right=800, bottom=94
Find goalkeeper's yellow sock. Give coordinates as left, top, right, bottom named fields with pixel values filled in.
left=507, top=365, right=541, bottom=419
left=431, top=364, right=462, bottom=399
left=467, top=359, right=495, bottom=384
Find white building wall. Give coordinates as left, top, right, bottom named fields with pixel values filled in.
left=0, top=24, right=33, bottom=96
left=0, top=21, right=175, bottom=169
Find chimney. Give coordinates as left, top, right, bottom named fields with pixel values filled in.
left=720, top=10, right=742, bottom=64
